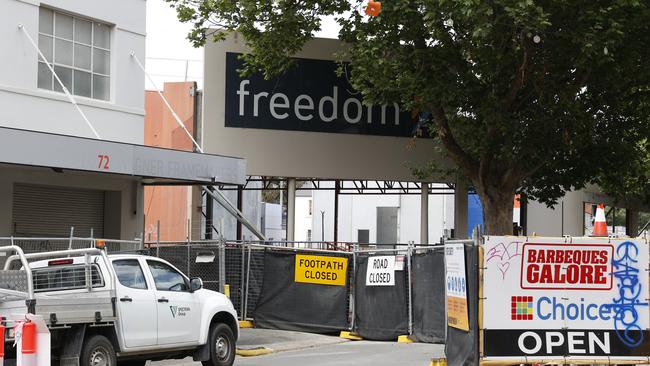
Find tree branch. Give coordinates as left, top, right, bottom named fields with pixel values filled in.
left=430, top=105, right=479, bottom=181
left=505, top=32, right=529, bottom=110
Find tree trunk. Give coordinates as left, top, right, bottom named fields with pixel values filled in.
left=477, top=187, right=516, bottom=236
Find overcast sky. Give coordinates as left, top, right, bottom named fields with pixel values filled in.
left=145, top=0, right=339, bottom=90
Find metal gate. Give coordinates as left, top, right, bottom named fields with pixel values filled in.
left=12, top=183, right=105, bottom=237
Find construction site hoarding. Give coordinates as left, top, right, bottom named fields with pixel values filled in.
left=203, top=33, right=447, bottom=181
left=482, top=235, right=650, bottom=363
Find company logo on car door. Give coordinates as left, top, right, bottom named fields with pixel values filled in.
left=169, top=306, right=190, bottom=318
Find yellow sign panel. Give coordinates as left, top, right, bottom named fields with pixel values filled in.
left=447, top=296, right=469, bottom=331
left=294, top=255, right=348, bottom=286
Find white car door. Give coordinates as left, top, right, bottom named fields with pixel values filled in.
left=113, top=258, right=158, bottom=348
left=145, top=259, right=201, bottom=345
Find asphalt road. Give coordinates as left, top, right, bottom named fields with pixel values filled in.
left=235, top=341, right=443, bottom=366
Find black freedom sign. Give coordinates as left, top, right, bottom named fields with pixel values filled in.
left=224, top=52, right=421, bottom=137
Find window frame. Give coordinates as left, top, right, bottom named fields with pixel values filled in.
left=145, top=260, right=190, bottom=293
left=37, top=7, right=111, bottom=101
left=112, top=259, right=149, bottom=290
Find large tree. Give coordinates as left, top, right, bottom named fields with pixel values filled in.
left=166, top=0, right=650, bottom=234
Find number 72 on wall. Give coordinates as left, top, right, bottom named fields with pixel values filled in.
left=97, top=154, right=110, bottom=170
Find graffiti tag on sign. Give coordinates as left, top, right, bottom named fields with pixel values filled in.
left=294, top=254, right=348, bottom=286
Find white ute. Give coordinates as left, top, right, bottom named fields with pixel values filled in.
left=0, top=246, right=238, bottom=366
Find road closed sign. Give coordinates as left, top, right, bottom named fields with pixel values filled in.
left=365, top=256, right=395, bottom=286
left=483, top=236, right=650, bottom=362
left=294, top=254, right=348, bottom=286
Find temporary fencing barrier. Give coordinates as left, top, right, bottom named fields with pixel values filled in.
left=253, top=249, right=351, bottom=333
left=145, top=239, right=463, bottom=344
left=353, top=248, right=409, bottom=340
left=411, top=247, right=446, bottom=343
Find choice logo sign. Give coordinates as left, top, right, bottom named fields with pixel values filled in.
left=224, top=52, right=420, bottom=137
left=520, top=243, right=613, bottom=290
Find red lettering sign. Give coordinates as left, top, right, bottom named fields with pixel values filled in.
left=520, top=243, right=613, bottom=290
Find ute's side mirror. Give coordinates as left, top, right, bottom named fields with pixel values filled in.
left=190, top=277, right=203, bottom=292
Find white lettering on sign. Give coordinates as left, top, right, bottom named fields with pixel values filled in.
left=517, top=331, right=610, bottom=355
left=365, top=255, right=395, bottom=286
left=237, top=80, right=400, bottom=126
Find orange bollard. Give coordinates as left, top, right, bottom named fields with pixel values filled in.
left=21, top=322, right=36, bottom=366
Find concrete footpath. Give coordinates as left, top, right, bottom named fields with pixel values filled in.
left=236, top=328, right=350, bottom=353
left=151, top=328, right=442, bottom=366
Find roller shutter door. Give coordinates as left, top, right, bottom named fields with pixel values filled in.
left=12, top=184, right=105, bottom=237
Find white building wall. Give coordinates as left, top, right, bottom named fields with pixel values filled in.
left=526, top=186, right=612, bottom=237
left=0, top=0, right=146, bottom=239
left=310, top=183, right=454, bottom=244
left=0, top=0, right=145, bottom=143
left=294, top=196, right=313, bottom=242
left=262, top=203, right=284, bottom=242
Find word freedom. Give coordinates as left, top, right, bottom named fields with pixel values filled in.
left=236, top=80, right=401, bottom=126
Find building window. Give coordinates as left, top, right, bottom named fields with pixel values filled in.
left=307, top=229, right=312, bottom=242
left=308, top=199, right=313, bottom=216
left=38, top=7, right=111, bottom=101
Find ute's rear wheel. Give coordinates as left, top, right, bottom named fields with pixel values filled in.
left=81, top=335, right=116, bottom=366
left=202, top=323, right=235, bottom=366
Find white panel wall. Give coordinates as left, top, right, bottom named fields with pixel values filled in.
left=0, top=0, right=145, bottom=143
left=310, top=186, right=454, bottom=244
left=526, top=187, right=613, bottom=237
left=294, top=196, right=313, bottom=242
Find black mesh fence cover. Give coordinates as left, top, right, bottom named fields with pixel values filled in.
left=411, top=248, right=446, bottom=343
left=353, top=254, right=408, bottom=341
left=253, top=250, right=350, bottom=333
left=444, top=244, right=479, bottom=366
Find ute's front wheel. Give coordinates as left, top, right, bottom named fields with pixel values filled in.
left=202, top=323, right=235, bottom=366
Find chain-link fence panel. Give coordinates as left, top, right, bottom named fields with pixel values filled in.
left=154, top=245, right=191, bottom=278
left=244, top=247, right=266, bottom=319
left=190, top=244, right=220, bottom=292
left=224, top=245, right=245, bottom=317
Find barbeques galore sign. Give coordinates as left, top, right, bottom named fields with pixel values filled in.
left=224, top=52, right=420, bottom=137
left=482, top=236, right=650, bottom=360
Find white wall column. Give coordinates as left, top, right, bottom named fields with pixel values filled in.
left=287, top=178, right=296, bottom=242
left=420, top=183, right=429, bottom=244
left=454, top=176, right=468, bottom=239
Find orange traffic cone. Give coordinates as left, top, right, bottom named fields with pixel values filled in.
left=592, top=203, right=608, bottom=236
left=365, top=1, right=381, bottom=16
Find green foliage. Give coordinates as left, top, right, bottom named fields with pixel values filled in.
left=165, top=0, right=650, bottom=233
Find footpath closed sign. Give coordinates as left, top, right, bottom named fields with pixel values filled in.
left=365, top=256, right=395, bottom=286
left=446, top=243, right=469, bottom=331
left=294, top=254, right=348, bottom=286
left=483, top=236, right=650, bottom=362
